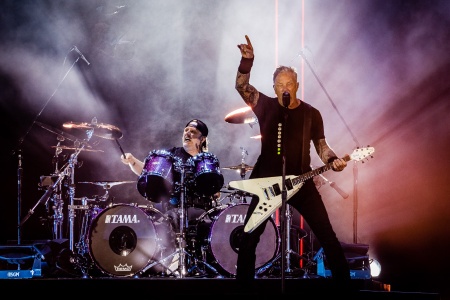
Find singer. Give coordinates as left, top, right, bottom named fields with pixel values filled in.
left=234, top=35, right=354, bottom=294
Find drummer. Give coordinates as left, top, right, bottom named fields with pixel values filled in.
left=120, top=119, right=223, bottom=213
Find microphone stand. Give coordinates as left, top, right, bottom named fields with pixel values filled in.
left=13, top=50, right=83, bottom=246
left=298, top=50, right=361, bottom=243
left=280, top=105, right=289, bottom=293
left=314, top=171, right=349, bottom=200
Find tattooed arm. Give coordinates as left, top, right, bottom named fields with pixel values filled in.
left=313, top=139, right=347, bottom=172
left=236, top=35, right=259, bottom=108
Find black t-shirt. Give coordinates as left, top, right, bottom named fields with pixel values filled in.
left=250, top=93, right=325, bottom=178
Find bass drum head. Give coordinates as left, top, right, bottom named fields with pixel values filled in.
left=204, top=203, right=279, bottom=276
left=88, top=204, right=160, bottom=277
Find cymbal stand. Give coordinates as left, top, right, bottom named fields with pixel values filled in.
left=176, top=163, right=189, bottom=277
left=67, top=130, right=92, bottom=251
left=67, top=149, right=82, bottom=251
left=284, top=204, right=308, bottom=275
left=239, top=146, right=248, bottom=179
left=49, top=137, right=65, bottom=240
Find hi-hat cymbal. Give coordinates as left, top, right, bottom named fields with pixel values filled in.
left=222, top=164, right=254, bottom=171
left=63, top=121, right=123, bottom=140
left=51, top=145, right=104, bottom=152
left=78, top=180, right=136, bottom=188
left=224, top=107, right=257, bottom=124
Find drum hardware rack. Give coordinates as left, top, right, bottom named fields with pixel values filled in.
left=139, top=163, right=221, bottom=278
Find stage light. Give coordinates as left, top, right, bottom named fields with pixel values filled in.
left=370, top=258, right=381, bottom=277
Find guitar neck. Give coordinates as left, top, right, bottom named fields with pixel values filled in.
left=291, top=154, right=351, bottom=187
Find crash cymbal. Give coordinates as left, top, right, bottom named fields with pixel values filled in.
left=63, top=121, right=123, bottom=140
left=36, top=121, right=82, bottom=143
left=51, top=145, right=104, bottom=152
left=222, top=163, right=254, bottom=171
left=78, top=180, right=136, bottom=188
left=224, top=106, right=257, bottom=124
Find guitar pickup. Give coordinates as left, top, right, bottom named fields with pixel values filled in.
left=271, top=183, right=281, bottom=196
left=285, top=178, right=293, bottom=191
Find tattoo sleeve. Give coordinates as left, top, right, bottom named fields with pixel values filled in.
left=313, top=138, right=338, bottom=164
left=235, top=71, right=259, bottom=107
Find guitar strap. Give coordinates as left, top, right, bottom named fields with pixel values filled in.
left=302, top=102, right=312, bottom=173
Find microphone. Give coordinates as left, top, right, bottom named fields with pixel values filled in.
left=73, top=46, right=91, bottom=65
left=282, top=92, right=290, bottom=108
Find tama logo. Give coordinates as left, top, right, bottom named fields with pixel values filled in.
left=105, top=214, right=140, bottom=223
left=224, top=214, right=246, bottom=224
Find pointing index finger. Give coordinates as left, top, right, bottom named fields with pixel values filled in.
left=245, top=35, right=253, bottom=49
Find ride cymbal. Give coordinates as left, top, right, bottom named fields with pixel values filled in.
left=51, top=145, right=104, bottom=152
left=63, top=121, right=123, bottom=140
left=224, top=107, right=257, bottom=124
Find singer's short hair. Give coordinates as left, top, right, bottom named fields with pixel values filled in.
left=273, top=66, right=297, bottom=83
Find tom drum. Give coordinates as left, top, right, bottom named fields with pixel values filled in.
left=137, top=150, right=182, bottom=202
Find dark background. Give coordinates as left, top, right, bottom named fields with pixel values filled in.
left=1, top=0, right=449, bottom=296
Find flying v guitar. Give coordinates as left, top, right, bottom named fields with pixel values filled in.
left=227, top=147, right=375, bottom=233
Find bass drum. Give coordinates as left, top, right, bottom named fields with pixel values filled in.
left=196, top=203, right=279, bottom=277
left=88, top=204, right=176, bottom=277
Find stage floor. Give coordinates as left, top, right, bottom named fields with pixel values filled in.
left=0, top=277, right=442, bottom=299
left=0, top=242, right=444, bottom=299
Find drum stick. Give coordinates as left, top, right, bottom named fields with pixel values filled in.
left=115, top=139, right=127, bottom=159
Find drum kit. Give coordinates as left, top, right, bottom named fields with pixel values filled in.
left=29, top=113, right=297, bottom=279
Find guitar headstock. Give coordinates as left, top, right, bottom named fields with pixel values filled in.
left=350, top=146, right=375, bottom=162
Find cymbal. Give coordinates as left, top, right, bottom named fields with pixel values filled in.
left=63, top=121, right=123, bottom=140
left=78, top=180, right=136, bottom=188
left=222, top=163, right=254, bottom=171
left=51, top=145, right=104, bottom=152
left=35, top=121, right=81, bottom=143
left=224, top=107, right=257, bottom=124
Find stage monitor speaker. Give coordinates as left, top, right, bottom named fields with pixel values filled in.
left=0, top=239, right=70, bottom=279
left=0, top=244, right=44, bottom=278
left=314, top=242, right=371, bottom=280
